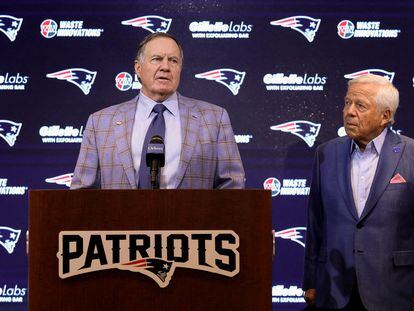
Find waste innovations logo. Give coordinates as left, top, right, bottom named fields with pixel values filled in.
left=121, top=15, right=171, bottom=33
left=0, top=15, right=23, bottom=42
left=40, top=19, right=104, bottom=38
left=0, top=284, right=26, bottom=303
left=0, top=226, right=21, bottom=254
left=272, top=285, right=305, bottom=303
left=39, top=125, right=83, bottom=144
left=45, top=173, right=73, bottom=187
left=344, top=69, right=395, bottom=82
left=0, top=178, right=28, bottom=196
left=115, top=72, right=142, bottom=91
left=270, top=16, right=321, bottom=42
left=270, top=120, right=321, bottom=147
left=189, top=20, right=253, bottom=39
left=263, top=177, right=310, bottom=197
left=0, top=73, right=28, bottom=91
left=46, top=68, right=97, bottom=95
left=58, top=230, right=239, bottom=288
left=195, top=68, right=246, bottom=95
left=337, top=20, right=400, bottom=39
left=234, top=134, right=253, bottom=144
left=0, top=120, right=22, bottom=147
left=274, top=227, right=306, bottom=248
left=263, top=72, right=327, bottom=91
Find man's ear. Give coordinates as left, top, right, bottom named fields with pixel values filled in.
left=381, top=108, right=392, bottom=127
left=134, top=60, right=141, bottom=79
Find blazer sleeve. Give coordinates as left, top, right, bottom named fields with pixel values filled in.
left=70, top=114, right=101, bottom=189
left=213, top=108, right=246, bottom=189
left=302, top=146, right=324, bottom=290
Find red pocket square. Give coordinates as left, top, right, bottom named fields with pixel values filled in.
left=390, top=173, right=406, bottom=184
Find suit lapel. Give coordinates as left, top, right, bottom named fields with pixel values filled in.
left=114, top=97, right=138, bottom=188
left=336, top=137, right=359, bottom=220
left=360, top=130, right=404, bottom=220
left=173, top=94, right=200, bottom=188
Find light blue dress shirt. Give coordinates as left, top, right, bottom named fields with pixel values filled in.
left=131, top=92, right=182, bottom=189
left=350, top=128, right=387, bottom=217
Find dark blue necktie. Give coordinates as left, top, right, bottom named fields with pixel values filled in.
left=138, top=104, right=167, bottom=189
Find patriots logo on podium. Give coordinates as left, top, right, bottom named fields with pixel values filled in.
left=0, top=15, right=23, bottom=42
left=195, top=68, right=246, bottom=95
left=0, top=226, right=21, bottom=254
left=45, top=173, right=73, bottom=187
left=122, top=257, right=175, bottom=288
left=270, top=16, right=321, bottom=42
left=344, top=69, right=395, bottom=82
left=0, top=120, right=22, bottom=147
left=121, top=15, right=172, bottom=33
left=46, top=68, right=97, bottom=95
left=274, top=227, right=306, bottom=248
left=271, top=120, right=321, bottom=147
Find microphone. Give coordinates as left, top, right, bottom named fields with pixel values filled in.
left=146, top=135, right=165, bottom=189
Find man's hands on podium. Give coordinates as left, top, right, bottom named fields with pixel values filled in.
left=304, top=288, right=316, bottom=305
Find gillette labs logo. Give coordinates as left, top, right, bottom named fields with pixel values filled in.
left=264, top=73, right=327, bottom=91
left=39, top=125, right=83, bottom=144
left=189, top=20, right=253, bottom=39
left=0, top=73, right=29, bottom=90
left=272, top=285, right=305, bottom=303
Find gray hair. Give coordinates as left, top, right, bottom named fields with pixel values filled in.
left=134, top=33, right=184, bottom=65
left=348, top=74, right=399, bottom=124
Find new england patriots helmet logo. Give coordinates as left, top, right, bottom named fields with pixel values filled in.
left=270, top=16, right=321, bottom=43
left=344, top=69, right=395, bottom=82
left=121, top=15, right=172, bottom=33
left=274, top=227, right=306, bottom=248
left=195, top=68, right=246, bottom=95
left=0, top=226, right=21, bottom=254
left=121, top=257, right=175, bottom=288
left=0, top=15, right=23, bottom=42
left=45, top=173, right=73, bottom=187
left=270, top=120, right=321, bottom=147
left=0, top=120, right=22, bottom=147
left=46, top=68, right=97, bottom=95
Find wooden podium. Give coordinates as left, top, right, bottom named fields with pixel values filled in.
left=29, top=190, right=271, bottom=310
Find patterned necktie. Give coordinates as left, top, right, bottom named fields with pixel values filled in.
left=138, top=104, right=167, bottom=189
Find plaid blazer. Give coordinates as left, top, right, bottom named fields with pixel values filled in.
left=71, top=93, right=245, bottom=189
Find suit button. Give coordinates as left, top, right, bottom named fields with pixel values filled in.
left=356, top=223, right=364, bottom=229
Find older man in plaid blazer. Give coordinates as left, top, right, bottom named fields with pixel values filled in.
left=71, top=33, right=245, bottom=189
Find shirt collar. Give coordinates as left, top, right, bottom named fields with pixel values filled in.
left=138, top=92, right=179, bottom=118
left=350, top=127, right=388, bottom=154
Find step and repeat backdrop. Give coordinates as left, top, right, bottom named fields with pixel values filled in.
left=1, top=1, right=413, bottom=309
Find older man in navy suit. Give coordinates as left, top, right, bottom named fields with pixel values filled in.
left=303, top=74, right=414, bottom=310
left=71, top=33, right=245, bottom=190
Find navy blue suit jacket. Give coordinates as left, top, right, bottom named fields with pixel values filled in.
left=303, top=129, right=414, bottom=310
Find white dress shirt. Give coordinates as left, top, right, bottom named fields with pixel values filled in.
left=350, top=128, right=387, bottom=217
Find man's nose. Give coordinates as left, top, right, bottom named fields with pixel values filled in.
left=159, top=58, right=171, bottom=71
left=344, top=103, right=356, bottom=116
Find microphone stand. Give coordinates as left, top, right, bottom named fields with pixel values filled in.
left=150, top=159, right=160, bottom=189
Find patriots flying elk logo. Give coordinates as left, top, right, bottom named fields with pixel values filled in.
left=270, top=120, right=321, bottom=147
left=0, top=15, right=23, bottom=42
left=0, top=120, right=22, bottom=147
left=46, top=68, right=97, bottom=95
left=0, top=226, right=21, bottom=254
left=121, top=257, right=175, bottom=288
left=121, top=15, right=172, bottom=33
left=45, top=173, right=73, bottom=187
left=274, top=227, right=306, bottom=248
left=270, top=16, right=321, bottom=43
left=344, top=69, right=395, bottom=82
left=195, top=68, right=246, bottom=95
